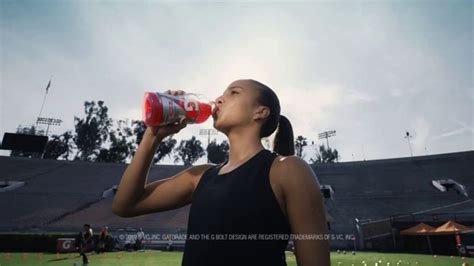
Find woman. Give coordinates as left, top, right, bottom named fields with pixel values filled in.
left=112, top=79, right=330, bottom=265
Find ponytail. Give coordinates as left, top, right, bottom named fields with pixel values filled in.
left=273, top=115, right=294, bottom=156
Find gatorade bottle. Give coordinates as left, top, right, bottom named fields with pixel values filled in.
left=143, top=92, right=213, bottom=127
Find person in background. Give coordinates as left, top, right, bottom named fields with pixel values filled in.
left=98, top=226, right=109, bottom=253
left=75, top=230, right=84, bottom=256
left=136, top=228, right=145, bottom=250
left=81, top=224, right=93, bottom=265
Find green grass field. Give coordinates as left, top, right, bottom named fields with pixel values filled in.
left=0, top=251, right=472, bottom=266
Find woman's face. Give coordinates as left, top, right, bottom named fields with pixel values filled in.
left=213, top=80, right=267, bottom=135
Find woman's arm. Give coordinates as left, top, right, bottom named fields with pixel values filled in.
left=273, top=156, right=330, bottom=266
left=112, top=107, right=212, bottom=217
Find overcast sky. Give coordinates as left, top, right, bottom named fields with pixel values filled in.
left=1, top=0, right=472, bottom=163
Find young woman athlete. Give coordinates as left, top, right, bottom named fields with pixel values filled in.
left=112, top=79, right=330, bottom=265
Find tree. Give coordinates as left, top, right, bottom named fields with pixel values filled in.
left=130, top=120, right=177, bottom=164
left=174, top=136, right=205, bottom=166
left=96, top=119, right=134, bottom=163
left=207, top=140, right=229, bottom=164
left=131, top=120, right=147, bottom=148
left=43, top=131, right=75, bottom=160
left=310, top=144, right=340, bottom=164
left=73, top=100, right=112, bottom=161
left=154, top=137, right=177, bottom=164
left=294, top=135, right=308, bottom=158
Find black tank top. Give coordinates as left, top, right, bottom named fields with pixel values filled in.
left=182, top=149, right=291, bottom=266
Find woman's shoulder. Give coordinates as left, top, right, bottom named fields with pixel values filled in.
left=270, top=154, right=317, bottom=187
left=271, top=153, right=310, bottom=170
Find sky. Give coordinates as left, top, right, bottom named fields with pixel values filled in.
left=0, top=0, right=472, bottom=164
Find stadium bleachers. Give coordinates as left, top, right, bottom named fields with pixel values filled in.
left=1, top=150, right=473, bottom=250
left=48, top=196, right=190, bottom=233
left=0, top=156, right=187, bottom=232
left=312, top=151, right=474, bottom=249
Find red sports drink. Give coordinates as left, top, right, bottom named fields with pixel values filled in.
left=143, top=92, right=213, bottom=127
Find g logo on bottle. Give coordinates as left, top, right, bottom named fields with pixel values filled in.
left=184, top=99, right=199, bottom=112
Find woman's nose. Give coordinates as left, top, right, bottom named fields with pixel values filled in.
left=215, top=96, right=224, bottom=106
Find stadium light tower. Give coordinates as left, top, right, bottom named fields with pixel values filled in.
left=318, top=130, right=336, bottom=149
left=307, top=140, right=317, bottom=161
left=199, top=128, right=218, bottom=163
left=405, top=131, right=413, bottom=157
left=36, top=117, right=62, bottom=136
left=35, top=77, right=52, bottom=128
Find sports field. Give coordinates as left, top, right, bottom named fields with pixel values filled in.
left=0, top=251, right=472, bottom=266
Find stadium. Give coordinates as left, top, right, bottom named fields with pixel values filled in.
left=1, top=149, right=473, bottom=265
left=1, top=1, right=472, bottom=265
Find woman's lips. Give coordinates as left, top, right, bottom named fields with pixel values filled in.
left=212, top=107, right=220, bottom=118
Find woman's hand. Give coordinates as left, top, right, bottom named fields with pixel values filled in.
left=148, top=90, right=188, bottom=140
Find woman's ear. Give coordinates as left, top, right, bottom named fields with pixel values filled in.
left=254, top=106, right=271, bottom=121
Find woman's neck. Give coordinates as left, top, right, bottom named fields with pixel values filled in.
left=226, top=129, right=265, bottom=167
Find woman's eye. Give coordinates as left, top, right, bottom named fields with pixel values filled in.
left=231, top=91, right=238, bottom=95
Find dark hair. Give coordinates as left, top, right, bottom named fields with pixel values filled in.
left=273, top=115, right=295, bottom=156
left=250, top=80, right=295, bottom=156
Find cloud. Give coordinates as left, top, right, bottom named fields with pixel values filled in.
left=430, top=119, right=473, bottom=142
left=410, top=115, right=430, bottom=154
left=435, top=129, right=467, bottom=139
left=453, top=119, right=474, bottom=134
left=1, top=1, right=472, bottom=163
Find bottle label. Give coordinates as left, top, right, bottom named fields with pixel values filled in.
left=144, top=92, right=210, bottom=126
left=160, top=94, right=187, bottom=124
left=184, top=97, right=200, bottom=112
left=183, top=96, right=201, bottom=123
